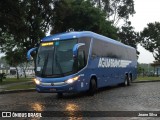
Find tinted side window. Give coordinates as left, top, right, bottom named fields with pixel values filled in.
left=91, top=39, right=103, bottom=57
left=78, top=37, right=91, bottom=63
left=92, top=39, right=121, bottom=59
left=91, top=38, right=135, bottom=60
left=127, top=48, right=137, bottom=61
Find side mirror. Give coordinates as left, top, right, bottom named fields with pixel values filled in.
left=27, top=47, right=38, bottom=61
left=72, top=43, right=85, bottom=58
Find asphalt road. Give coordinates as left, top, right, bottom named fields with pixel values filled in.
left=0, top=82, right=160, bottom=120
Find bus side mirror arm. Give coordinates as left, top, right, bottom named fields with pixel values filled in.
left=27, top=47, right=38, bottom=61
left=72, top=43, right=85, bottom=58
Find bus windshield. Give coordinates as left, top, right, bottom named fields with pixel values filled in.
left=36, top=39, right=77, bottom=78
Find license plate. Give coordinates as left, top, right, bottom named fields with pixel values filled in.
left=50, top=88, right=56, bottom=91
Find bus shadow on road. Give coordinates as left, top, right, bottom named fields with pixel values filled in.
left=57, top=84, right=131, bottom=99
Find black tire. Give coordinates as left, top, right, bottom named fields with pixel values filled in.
left=123, top=75, right=130, bottom=86
left=57, top=93, right=63, bottom=98
left=128, top=75, right=132, bottom=86
left=88, top=78, right=97, bottom=96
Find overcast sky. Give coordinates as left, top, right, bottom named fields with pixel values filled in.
left=129, top=0, right=160, bottom=63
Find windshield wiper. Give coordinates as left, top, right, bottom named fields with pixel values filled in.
left=55, top=54, right=64, bottom=77
left=41, top=53, right=49, bottom=77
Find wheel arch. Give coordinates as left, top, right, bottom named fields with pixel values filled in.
left=89, top=74, right=97, bottom=86
left=125, top=72, right=129, bottom=78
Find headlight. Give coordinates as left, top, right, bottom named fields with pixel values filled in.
left=33, top=78, right=41, bottom=85
left=65, top=76, right=80, bottom=84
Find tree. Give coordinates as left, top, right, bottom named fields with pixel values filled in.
left=51, top=0, right=118, bottom=39
left=0, top=0, right=54, bottom=50
left=140, top=22, right=160, bottom=61
left=0, top=0, right=118, bottom=76
left=4, top=49, right=26, bottom=79
left=118, top=21, right=139, bottom=49
left=0, top=0, right=55, bottom=69
left=92, top=0, right=135, bottom=26
left=0, top=56, right=8, bottom=68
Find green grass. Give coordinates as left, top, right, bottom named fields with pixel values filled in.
left=136, top=76, right=160, bottom=81
left=0, top=78, right=33, bottom=85
left=6, top=82, right=36, bottom=90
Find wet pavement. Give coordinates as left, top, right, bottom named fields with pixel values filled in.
left=0, top=82, right=160, bottom=120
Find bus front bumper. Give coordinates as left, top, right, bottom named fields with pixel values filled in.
left=35, top=82, right=78, bottom=93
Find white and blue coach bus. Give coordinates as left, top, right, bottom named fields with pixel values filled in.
left=27, top=31, right=137, bottom=96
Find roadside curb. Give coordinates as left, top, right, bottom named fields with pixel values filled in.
left=133, top=80, right=160, bottom=83
left=0, top=88, right=36, bottom=94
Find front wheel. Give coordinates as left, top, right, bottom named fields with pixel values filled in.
left=88, top=78, right=97, bottom=96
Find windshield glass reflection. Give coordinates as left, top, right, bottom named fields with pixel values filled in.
left=36, top=39, right=77, bottom=78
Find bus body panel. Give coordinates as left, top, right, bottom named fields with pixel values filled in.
left=32, top=31, right=137, bottom=93
left=87, top=57, right=137, bottom=87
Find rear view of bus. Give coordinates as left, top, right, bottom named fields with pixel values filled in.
left=27, top=31, right=137, bottom=96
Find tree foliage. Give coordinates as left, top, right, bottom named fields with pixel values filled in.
left=0, top=0, right=54, bottom=51
left=0, top=0, right=55, bottom=71
left=0, top=0, right=138, bottom=75
left=118, top=21, right=139, bottom=49
left=51, top=0, right=118, bottom=39
left=0, top=0, right=118, bottom=51
left=140, top=22, right=160, bottom=61
left=92, top=0, right=135, bottom=25
left=4, top=48, right=26, bottom=79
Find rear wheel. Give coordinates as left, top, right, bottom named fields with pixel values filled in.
left=123, top=75, right=130, bottom=86
left=88, top=78, right=97, bottom=96
left=128, top=75, right=132, bottom=86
